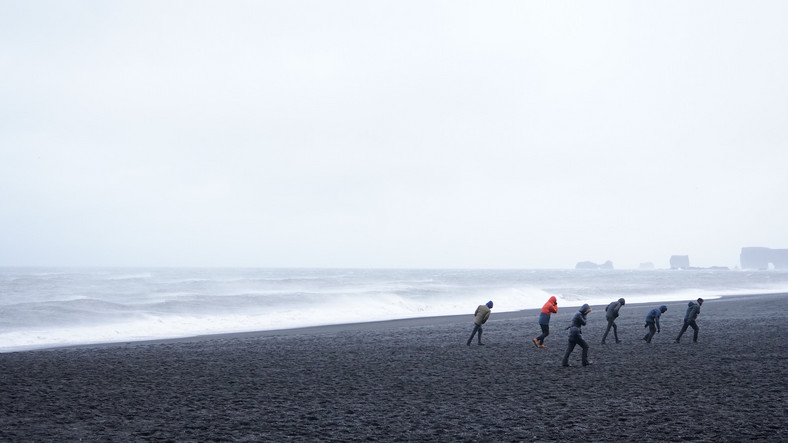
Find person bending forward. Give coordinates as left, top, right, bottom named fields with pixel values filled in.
left=533, top=296, right=558, bottom=348
left=467, top=301, right=493, bottom=346
left=675, top=298, right=704, bottom=343
left=643, top=305, right=667, bottom=343
left=562, top=304, right=593, bottom=367
left=601, top=298, right=625, bottom=344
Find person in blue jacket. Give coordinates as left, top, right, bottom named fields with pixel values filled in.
left=642, top=305, right=667, bottom=343
left=675, top=298, right=704, bottom=343
left=562, top=304, right=593, bottom=367
left=601, top=298, right=625, bottom=344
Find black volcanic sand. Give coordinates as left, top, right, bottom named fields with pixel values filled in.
left=1, top=293, right=786, bottom=442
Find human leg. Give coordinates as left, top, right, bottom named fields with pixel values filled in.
left=578, top=338, right=591, bottom=365
left=536, top=324, right=549, bottom=345
left=675, top=322, right=690, bottom=343
left=644, top=322, right=656, bottom=343
left=467, top=324, right=481, bottom=345
left=612, top=321, right=619, bottom=342
left=562, top=340, right=576, bottom=366
left=690, top=320, right=699, bottom=342
left=601, top=320, right=613, bottom=343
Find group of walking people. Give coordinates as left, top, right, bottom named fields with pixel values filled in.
left=466, top=296, right=706, bottom=367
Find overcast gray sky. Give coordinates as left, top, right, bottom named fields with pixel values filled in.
left=1, top=1, right=786, bottom=269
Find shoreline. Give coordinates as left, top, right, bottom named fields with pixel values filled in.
left=32, top=290, right=786, bottom=353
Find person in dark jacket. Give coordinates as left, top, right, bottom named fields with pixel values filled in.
left=562, top=304, right=593, bottom=367
left=642, top=305, right=667, bottom=343
left=467, top=301, right=493, bottom=346
left=533, top=296, right=558, bottom=348
left=601, top=298, right=625, bottom=344
left=675, top=298, right=704, bottom=343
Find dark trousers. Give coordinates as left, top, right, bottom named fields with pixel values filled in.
left=562, top=337, right=589, bottom=366
left=536, top=324, right=549, bottom=344
left=467, top=324, right=483, bottom=344
left=643, top=322, right=657, bottom=343
left=601, top=318, right=618, bottom=343
left=676, top=320, right=699, bottom=342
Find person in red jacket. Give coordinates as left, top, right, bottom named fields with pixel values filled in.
left=532, top=296, right=558, bottom=348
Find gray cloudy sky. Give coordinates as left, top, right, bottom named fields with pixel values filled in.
left=1, top=1, right=786, bottom=269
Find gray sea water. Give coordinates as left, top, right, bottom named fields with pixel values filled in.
left=1, top=267, right=787, bottom=352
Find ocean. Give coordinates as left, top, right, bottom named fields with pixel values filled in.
left=1, top=267, right=787, bottom=353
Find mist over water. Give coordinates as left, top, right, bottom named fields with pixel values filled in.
left=2, top=267, right=787, bottom=352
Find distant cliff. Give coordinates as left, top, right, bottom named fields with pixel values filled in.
left=740, top=247, right=788, bottom=269
left=575, top=260, right=613, bottom=270
left=670, top=255, right=690, bottom=269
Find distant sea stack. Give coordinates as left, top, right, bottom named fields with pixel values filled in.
left=575, top=260, right=613, bottom=270
left=740, top=247, right=788, bottom=269
left=670, top=255, right=690, bottom=269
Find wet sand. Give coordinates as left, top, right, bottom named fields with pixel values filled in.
left=1, top=293, right=786, bottom=441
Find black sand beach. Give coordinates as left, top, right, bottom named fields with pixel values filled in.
left=1, top=293, right=786, bottom=442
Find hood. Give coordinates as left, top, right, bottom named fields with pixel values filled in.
left=486, top=301, right=493, bottom=309
left=659, top=305, right=668, bottom=313
left=618, top=298, right=626, bottom=305
left=548, top=296, right=557, bottom=305
left=579, top=303, right=591, bottom=314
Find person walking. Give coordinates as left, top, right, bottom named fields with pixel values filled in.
left=467, top=301, right=493, bottom=346
left=533, top=296, right=558, bottom=348
left=562, top=304, right=593, bottom=367
left=601, top=298, right=625, bottom=344
left=675, top=298, right=704, bottom=343
left=643, top=305, right=667, bottom=343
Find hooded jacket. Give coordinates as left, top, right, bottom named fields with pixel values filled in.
left=474, top=304, right=492, bottom=326
left=568, top=304, right=591, bottom=340
left=645, top=305, right=667, bottom=330
left=683, top=301, right=701, bottom=322
left=605, top=298, right=625, bottom=320
left=538, top=296, right=558, bottom=325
